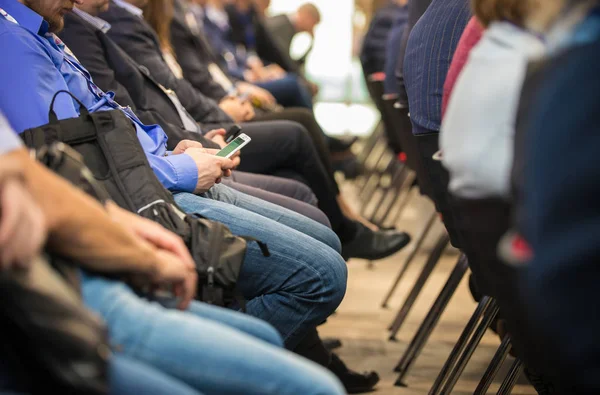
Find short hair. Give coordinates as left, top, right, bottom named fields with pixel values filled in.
left=472, top=0, right=534, bottom=27
left=298, top=3, right=321, bottom=23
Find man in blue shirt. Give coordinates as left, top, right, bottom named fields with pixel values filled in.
left=0, top=110, right=345, bottom=394
left=0, top=0, right=349, bottom=375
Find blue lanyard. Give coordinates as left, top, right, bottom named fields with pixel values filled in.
left=0, top=7, right=145, bottom=128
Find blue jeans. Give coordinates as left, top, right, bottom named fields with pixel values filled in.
left=174, top=184, right=346, bottom=348
left=257, top=73, right=314, bottom=110
left=111, top=354, right=201, bottom=395
left=82, top=276, right=345, bottom=395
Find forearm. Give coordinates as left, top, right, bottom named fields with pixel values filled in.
left=8, top=149, right=160, bottom=277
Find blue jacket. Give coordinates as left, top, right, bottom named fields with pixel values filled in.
left=360, top=1, right=407, bottom=75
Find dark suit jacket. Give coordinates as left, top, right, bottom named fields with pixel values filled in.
left=170, top=0, right=228, bottom=101
left=265, top=14, right=311, bottom=67
left=225, top=4, right=300, bottom=75
left=98, top=2, right=232, bottom=125
left=59, top=11, right=219, bottom=150
left=512, top=36, right=600, bottom=393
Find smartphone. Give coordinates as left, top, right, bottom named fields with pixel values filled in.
left=215, top=133, right=251, bottom=158
left=224, top=124, right=242, bottom=143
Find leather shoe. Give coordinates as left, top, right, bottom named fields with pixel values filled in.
left=328, top=353, right=379, bottom=394
left=342, top=223, right=411, bottom=260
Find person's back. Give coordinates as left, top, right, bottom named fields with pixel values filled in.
left=360, top=0, right=404, bottom=76
left=512, top=8, right=600, bottom=392
left=403, top=0, right=471, bottom=134
left=440, top=19, right=545, bottom=198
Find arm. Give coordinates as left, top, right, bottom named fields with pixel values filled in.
left=0, top=30, right=199, bottom=194
left=6, top=148, right=160, bottom=277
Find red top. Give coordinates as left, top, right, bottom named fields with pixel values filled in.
left=441, top=17, right=485, bottom=118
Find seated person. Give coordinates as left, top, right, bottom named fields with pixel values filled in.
left=202, top=0, right=315, bottom=110
left=169, top=0, right=358, bottom=160
left=440, top=0, right=544, bottom=199
left=515, top=13, right=600, bottom=394
left=265, top=2, right=320, bottom=73
left=359, top=0, right=406, bottom=78
left=394, top=0, right=433, bottom=107
left=0, top=0, right=393, bottom=390
left=403, top=0, right=471, bottom=137
left=440, top=16, right=483, bottom=118
left=382, top=0, right=409, bottom=95
left=0, top=111, right=345, bottom=395
left=65, top=0, right=411, bottom=261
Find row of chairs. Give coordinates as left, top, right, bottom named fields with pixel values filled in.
left=354, top=76, right=526, bottom=394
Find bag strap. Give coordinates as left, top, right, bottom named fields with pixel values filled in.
left=49, top=90, right=89, bottom=124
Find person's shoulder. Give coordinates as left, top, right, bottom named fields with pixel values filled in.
left=0, top=19, right=50, bottom=58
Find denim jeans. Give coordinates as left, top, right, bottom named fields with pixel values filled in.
left=110, top=354, right=201, bottom=395
left=81, top=275, right=345, bottom=395
left=174, top=184, right=347, bottom=348
left=257, top=73, right=314, bottom=110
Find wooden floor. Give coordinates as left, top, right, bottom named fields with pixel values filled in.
left=320, top=183, right=536, bottom=395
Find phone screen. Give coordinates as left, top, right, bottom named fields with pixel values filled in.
left=216, top=136, right=245, bottom=157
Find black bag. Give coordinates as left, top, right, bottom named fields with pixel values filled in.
left=0, top=145, right=111, bottom=395
left=20, top=91, right=268, bottom=307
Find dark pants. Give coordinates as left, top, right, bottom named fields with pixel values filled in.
left=254, top=108, right=338, bottom=188
left=224, top=171, right=331, bottom=227
left=257, top=74, right=313, bottom=110
left=234, top=120, right=357, bottom=242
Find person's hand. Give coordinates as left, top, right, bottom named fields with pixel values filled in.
left=203, top=148, right=241, bottom=171
left=219, top=97, right=254, bottom=122
left=236, top=82, right=276, bottom=108
left=264, top=64, right=286, bottom=80
left=205, top=128, right=227, bottom=148
left=184, top=148, right=236, bottom=193
left=0, top=178, right=47, bottom=271
left=308, top=81, right=319, bottom=96
left=106, top=202, right=197, bottom=309
left=243, top=69, right=259, bottom=83
left=172, top=139, right=204, bottom=155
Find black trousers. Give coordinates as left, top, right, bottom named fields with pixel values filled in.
left=233, top=120, right=357, bottom=242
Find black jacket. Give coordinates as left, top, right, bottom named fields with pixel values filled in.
left=170, top=0, right=228, bottom=101
left=98, top=2, right=232, bottom=125
left=225, top=4, right=299, bottom=74
left=59, top=11, right=219, bottom=149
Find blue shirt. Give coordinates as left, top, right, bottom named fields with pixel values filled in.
left=0, top=0, right=198, bottom=192
left=0, top=111, right=22, bottom=155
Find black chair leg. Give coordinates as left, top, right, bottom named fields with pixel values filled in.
left=388, top=232, right=450, bottom=340
left=497, top=358, right=523, bottom=395
left=376, top=171, right=415, bottom=227
left=359, top=149, right=391, bottom=210
left=438, top=299, right=500, bottom=394
left=474, top=335, right=513, bottom=394
left=393, top=254, right=469, bottom=381
left=368, top=162, right=406, bottom=222
left=382, top=210, right=437, bottom=309
left=429, top=296, right=496, bottom=395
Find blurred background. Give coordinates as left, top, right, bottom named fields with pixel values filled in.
left=266, top=0, right=382, bottom=137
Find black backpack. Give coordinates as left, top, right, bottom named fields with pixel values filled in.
left=20, top=91, right=269, bottom=307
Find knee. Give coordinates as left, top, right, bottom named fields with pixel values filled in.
left=293, top=181, right=318, bottom=206
left=250, top=319, right=285, bottom=347
left=310, top=248, right=347, bottom=314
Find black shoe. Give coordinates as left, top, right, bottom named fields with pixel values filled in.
left=323, top=337, right=343, bottom=351
left=328, top=353, right=379, bottom=394
left=342, top=223, right=411, bottom=260
left=329, top=135, right=359, bottom=153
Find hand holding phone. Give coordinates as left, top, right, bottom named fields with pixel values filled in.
left=215, top=133, right=251, bottom=159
